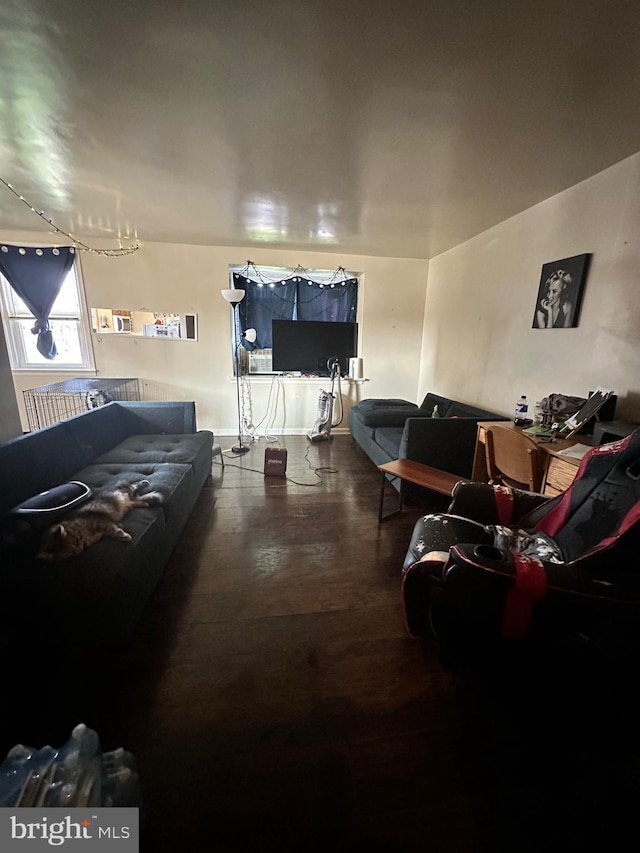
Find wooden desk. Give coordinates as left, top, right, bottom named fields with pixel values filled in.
left=473, top=421, right=586, bottom=496
left=377, top=459, right=465, bottom=521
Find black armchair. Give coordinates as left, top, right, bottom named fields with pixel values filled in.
left=401, top=429, right=640, bottom=658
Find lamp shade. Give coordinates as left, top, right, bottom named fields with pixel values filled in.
left=221, top=289, right=245, bottom=304
left=243, top=328, right=257, bottom=344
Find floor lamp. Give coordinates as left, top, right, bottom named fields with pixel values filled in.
left=221, top=288, right=251, bottom=454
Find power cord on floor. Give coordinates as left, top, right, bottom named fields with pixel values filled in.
left=212, top=442, right=338, bottom=486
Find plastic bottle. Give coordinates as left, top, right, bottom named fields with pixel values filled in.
left=514, top=395, right=528, bottom=426
left=431, top=405, right=440, bottom=418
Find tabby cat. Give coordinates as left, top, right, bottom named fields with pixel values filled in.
left=36, top=480, right=163, bottom=562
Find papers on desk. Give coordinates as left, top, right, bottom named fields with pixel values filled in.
left=522, top=425, right=553, bottom=438
left=555, top=443, right=593, bottom=460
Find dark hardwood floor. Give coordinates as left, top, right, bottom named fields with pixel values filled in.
left=3, top=435, right=639, bottom=851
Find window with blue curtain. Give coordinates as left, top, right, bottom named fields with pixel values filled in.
left=232, top=266, right=358, bottom=353
left=0, top=245, right=76, bottom=360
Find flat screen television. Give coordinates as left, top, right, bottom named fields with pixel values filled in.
left=271, top=320, right=358, bottom=376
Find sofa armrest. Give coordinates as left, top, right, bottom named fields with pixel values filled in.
left=400, top=417, right=483, bottom=477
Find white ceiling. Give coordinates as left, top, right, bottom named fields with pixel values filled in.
left=1, top=0, right=640, bottom=260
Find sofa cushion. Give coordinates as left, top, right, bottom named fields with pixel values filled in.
left=356, top=406, right=428, bottom=427
left=64, top=402, right=145, bottom=460
left=374, top=427, right=406, bottom=459
left=448, top=401, right=502, bottom=419
left=419, top=393, right=455, bottom=417
left=95, top=433, right=212, bottom=470
left=355, top=399, right=415, bottom=412
left=70, top=462, right=194, bottom=527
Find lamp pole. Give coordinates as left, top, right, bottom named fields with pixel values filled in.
left=221, top=289, right=250, bottom=455
left=231, top=303, right=249, bottom=454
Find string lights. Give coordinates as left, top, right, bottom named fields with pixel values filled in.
left=237, top=260, right=355, bottom=289
left=0, top=178, right=140, bottom=257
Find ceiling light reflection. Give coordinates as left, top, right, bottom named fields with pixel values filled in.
left=241, top=193, right=289, bottom=242
left=0, top=2, right=71, bottom=206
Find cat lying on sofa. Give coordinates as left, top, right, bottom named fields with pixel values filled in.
left=0, top=401, right=214, bottom=648
left=37, top=480, right=164, bottom=562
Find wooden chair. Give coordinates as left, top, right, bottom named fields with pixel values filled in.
left=484, top=426, right=544, bottom=492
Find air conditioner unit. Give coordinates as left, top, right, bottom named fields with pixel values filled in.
left=248, top=350, right=275, bottom=374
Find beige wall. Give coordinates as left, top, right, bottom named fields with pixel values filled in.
left=420, top=151, right=640, bottom=422
left=5, top=240, right=429, bottom=435
left=6, top=149, right=640, bottom=437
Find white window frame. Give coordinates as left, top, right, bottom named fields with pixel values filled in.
left=0, top=253, right=95, bottom=372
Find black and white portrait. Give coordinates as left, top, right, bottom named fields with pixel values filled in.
left=532, top=253, right=591, bottom=329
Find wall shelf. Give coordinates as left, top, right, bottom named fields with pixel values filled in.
left=238, top=375, right=369, bottom=384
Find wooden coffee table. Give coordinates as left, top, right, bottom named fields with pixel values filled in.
left=377, top=459, right=465, bottom=522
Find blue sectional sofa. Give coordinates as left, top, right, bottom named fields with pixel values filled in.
left=0, top=401, right=214, bottom=649
left=349, top=392, right=508, bottom=489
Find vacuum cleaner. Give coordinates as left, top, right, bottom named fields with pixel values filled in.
left=307, top=358, right=344, bottom=442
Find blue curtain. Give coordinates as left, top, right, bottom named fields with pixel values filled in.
left=295, top=277, right=358, bottom=322
left=0, top=245, right=76, bottom=359
left=234, top=273, right=296, bottom=348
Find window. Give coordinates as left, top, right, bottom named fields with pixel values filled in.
left=228, top=264, right=359, bottom=374
left=0, top=262, right=94, bottom=370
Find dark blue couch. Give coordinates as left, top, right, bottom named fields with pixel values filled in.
left=0, top=401, right=214, bottom=648
left=349, top=392, right=508, bottom=489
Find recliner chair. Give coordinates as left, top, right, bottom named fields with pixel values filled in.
left=401, top=428, right=640, bottom=658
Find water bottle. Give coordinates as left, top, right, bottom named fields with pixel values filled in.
left=514, top=395, right=528, bottom=426
left=431, top=405, right=440, bottom=418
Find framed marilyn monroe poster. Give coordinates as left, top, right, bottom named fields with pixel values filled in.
left=532, top=253, right=591, bottom=329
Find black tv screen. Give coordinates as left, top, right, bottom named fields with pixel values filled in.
left=271, top=320, right=358, bottom=375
